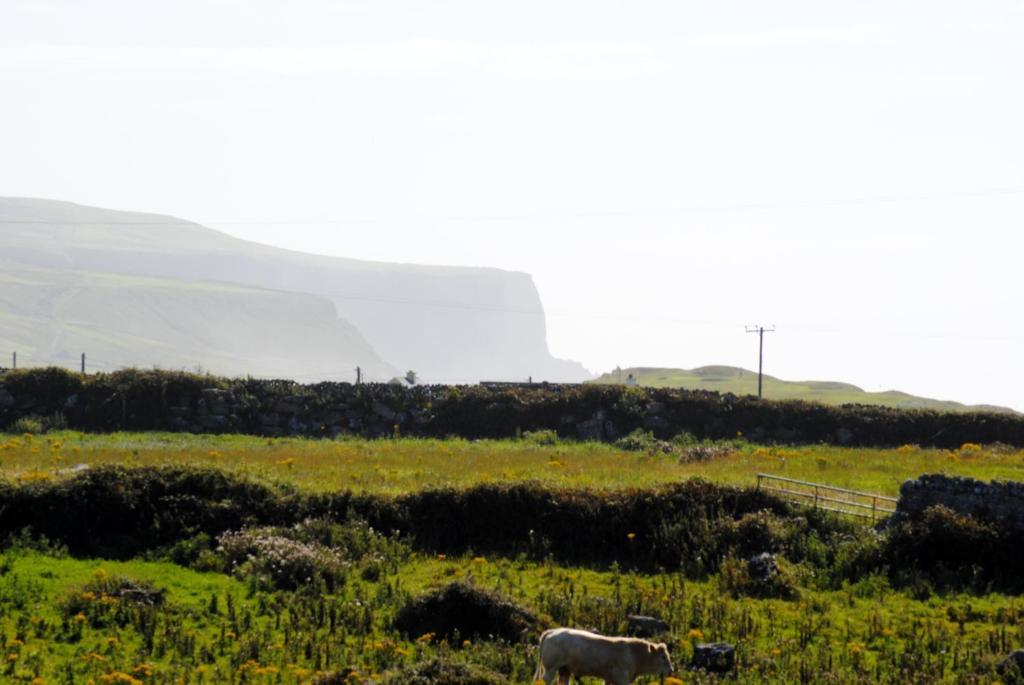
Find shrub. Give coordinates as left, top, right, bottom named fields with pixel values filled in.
left=60, top=572, right=165, bottom=627
left=6, top=416, right=45, bottom=435
left=217, top=528, right=350, bottom=592
left=715, top=510, right=789, bottom=558
left=885, top=505, right=1001, bottom=589
left=384, top=659, right=508, bottom=685
left=719, top=554, right=799, bottom=600
left=677, top=443, right=738, bottom=463
left=615, top=429, right=672, bottom=454
left=394, top=582, right=541, bottom=644
left=521, top=429, right=559, bottom=446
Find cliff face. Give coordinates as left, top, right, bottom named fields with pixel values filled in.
left=0, top=198, right=589, bottom=382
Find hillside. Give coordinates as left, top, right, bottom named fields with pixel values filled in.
left=0, top=197, right=589, bottom=382
left=0, top=262, right=395, bottom=381
left=592, top=365, right=1017, bottom=414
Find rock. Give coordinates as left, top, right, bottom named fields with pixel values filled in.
left=63, top=393, right=79, bottom=408
left=747, top=553, right=780, bottom=583
left=200, top=389, right=230, bottom=416
left=275, top=396, right=305, bottom=414
left=0, top=389, right=14, bottom=409
left=576, top=417, right=604, bottom=441
left=626, top=615, right=670, bottom=638
left=372, top=401, right=397, bottom=421
left=259, top=412, right=280, bottom=428
left=646, top=401, right=666, bottom=416
left=835, top=427, right=854, bottom=445
left=749, top=548, right=778, bottom=581
left=643, top=415, right=669, bottom=432
left=197, top=415, right=228, bottom=430
left=999, top=650, right=1024, bottom=678
left=691, top=643, right=736, bottom=674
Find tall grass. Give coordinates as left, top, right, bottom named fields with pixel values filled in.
left=2, top=431, right=1022, bottom=496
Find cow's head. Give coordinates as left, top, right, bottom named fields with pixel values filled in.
left=647, top=642, right=673, bottom=676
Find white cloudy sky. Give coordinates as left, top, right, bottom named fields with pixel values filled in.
left=2, top=1, right=1023, bottom=409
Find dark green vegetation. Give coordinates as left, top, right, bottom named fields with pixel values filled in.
left=593, top=366, right=1017, bottom=414
left=5, top=367, right=1024, bottom=447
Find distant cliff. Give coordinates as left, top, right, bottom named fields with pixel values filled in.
left=0, top=197, right=590, bottom=382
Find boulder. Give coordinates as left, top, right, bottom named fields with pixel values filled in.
left=643, top=415, right=669, bottom=432
left=998, top=649, right=1024, bottom=678
left=691, top=643, right=736, bottom=674
left=646, top=401, right=666, bottom=416
left=372, top=401, right=397, bottom=421
left=747, top=553, right=780, bottom=583
left=0, top=389, right=14, bottom=409
left=576, top=418, right=602, bottom=441
left=626, top=614, right=670, bottom=638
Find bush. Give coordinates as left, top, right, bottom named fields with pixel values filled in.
left=60, top=572, right=165, bottom=627
left=217, top=528, right=350, bottom=592
left=615, top=429, right=672, bottom=454
left=885, top=505, right=1003, bottom=589
left=521, top=430, right=559, bottom=446
left=216, top=517, right=408, bottom=592
left=383, top=659, right=509, bottom=685
left=6, top=416, right=45, bottom=435
left=394, top=582, right=541, bottom=644
left=719, top=554, right=799, bottom=600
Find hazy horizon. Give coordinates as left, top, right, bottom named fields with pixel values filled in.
left=2, top=1, right=1022, bottom=410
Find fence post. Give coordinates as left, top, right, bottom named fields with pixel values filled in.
left=813, top=485, right=819, bottom=511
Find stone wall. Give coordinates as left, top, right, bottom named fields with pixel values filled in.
left=897, top=474, right=1024, bottom=533
left=2, top=368, right=1024, bottom=448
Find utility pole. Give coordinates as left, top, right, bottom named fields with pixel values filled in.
left=11, top=352, right=15, bottom=369
left=745, top=325, right=775, bottom=399
left=355, top=366, right=362, bottom=384
left=81, top=353, right=86, bottom=375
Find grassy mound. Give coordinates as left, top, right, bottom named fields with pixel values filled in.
left=394, top=582, right=541, bottom=644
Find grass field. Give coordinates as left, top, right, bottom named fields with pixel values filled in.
left=3, top=430, right=1024, bottom=683
left=2, top=431, right=1023, bottom=497
left=2, top=547, right=1022, bottom=684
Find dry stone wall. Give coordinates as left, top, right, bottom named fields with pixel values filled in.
left=896, top=474, right=1024, bottom=533
left=2, top=368, right=1024, bottom=448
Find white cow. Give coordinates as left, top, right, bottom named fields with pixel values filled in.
left=534, top=628, right=674, bottom=685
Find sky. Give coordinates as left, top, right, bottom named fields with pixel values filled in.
left=1, top=0, right=1023, bottom=410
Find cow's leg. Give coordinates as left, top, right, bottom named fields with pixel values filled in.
left=557, top=667, right=571, bottom=685
left=541, top=663, right=558, bottom=685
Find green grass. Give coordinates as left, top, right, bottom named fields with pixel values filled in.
left=3, top=431, right=1023, bottom=497
left=2, top=430, right=1024, bottom=683
left=2, top=549, right=1022, bottom=684
left=592, top=365, right=1017, bottom=413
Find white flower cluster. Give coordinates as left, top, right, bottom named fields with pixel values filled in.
left=217, top=529, right=350, bottom=591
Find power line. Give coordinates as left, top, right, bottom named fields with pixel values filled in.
left=1, top=185, right=1022, bottom=226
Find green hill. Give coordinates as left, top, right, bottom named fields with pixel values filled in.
left=0, top=262, right=395, bottom=381
left=0, top=197, right=589, bottom=382
left=592, top=365, right=1016, bottom=414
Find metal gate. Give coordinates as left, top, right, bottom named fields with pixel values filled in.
left=756, top=473, right=898, bottom=522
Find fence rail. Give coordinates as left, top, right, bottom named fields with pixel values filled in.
left=756, top=473, right=898, bottom=522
